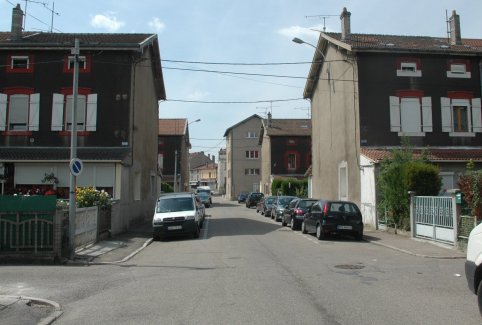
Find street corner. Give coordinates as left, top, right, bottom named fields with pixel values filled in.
left=0, top=295, right=62, bottom=325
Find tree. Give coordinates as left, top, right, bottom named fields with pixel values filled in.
left=458, top=160, right=482, bottom=220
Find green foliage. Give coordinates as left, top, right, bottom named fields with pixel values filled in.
left=458, top=160, right=482, bottom=220
left=271, top=178, right=307, bottom=197
left=377, top=139, right=441, bottom=230
left=76, top=187, right=111, bottom=208
left=405, top=162, right=442, bottom=196
left=161, top=182, right=174, bottom=193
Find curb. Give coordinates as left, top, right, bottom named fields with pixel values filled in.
left=87, top=237, right=153, bottom=265
left=1, top=295, right=63, bottom=325
left=366, top=239, right=466, bottom=259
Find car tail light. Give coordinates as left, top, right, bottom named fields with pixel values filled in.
left=323, top=203, right=328, bottom=214
left=295, top=208, right=304, bottom=215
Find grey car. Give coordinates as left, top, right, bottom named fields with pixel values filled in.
left=271, top=196, right=297, bottom=222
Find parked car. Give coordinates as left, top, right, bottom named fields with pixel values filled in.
left=196, top=187, right=212, bottom=205
left=281, top=198, right=318, bottom=229
left=302, top=200, right=363, bottom=240
left=152, top=192, right=204, bottom=240
left=260, top=196, right=276, bottom=217
left=271, top=196, right=297, bottom=221
left=246, top=192, right=264, bottom=208
left=196, top=191, right=212, bottom=208
left=237, top=192, right=249, bottom=203
left=256, top=197, right=264, bottom=213
left=465, top=222, right=482, bottom=315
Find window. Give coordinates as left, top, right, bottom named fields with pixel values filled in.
left=447, top=60, right=471, bottom=78
left=441, top=95, right=482, bottom=136
left=245, top=168, right=260, bottom=175
left=63, top=55, right=91, bottom=73
left=6, top=55, right=34, bottom=73
left=245, top=150, right=259, bottom=159
left=396, top=58, right=421, bottom=77
left=246, top=131, right=257, bottom=138
left=389, top=94, right=432, bottom=135
left=51, top=91, right=97, bottom=131
left=287, top=153, right=296, bottom=170
left=0, top=90, right=40, bottom=132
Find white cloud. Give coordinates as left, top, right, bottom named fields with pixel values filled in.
left=148, top=17, right=165, bottom=33
left=187, top=91, right=210, bottom=101
left=277, top=24, right=323, bottom=42
left=90, top=13, right=125, bottom=32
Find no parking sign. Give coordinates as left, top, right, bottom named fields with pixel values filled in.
left=69, top=158, right=83, bottom=176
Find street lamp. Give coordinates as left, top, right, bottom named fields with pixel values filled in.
left=292, top=37, right=326, bottom=60
left=188, top=118, right=201, bottom=125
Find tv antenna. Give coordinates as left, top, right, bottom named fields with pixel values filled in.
left=294, top=106, right=311, bottom=118
left=305, top=14, right=338, bottom=32
left=256, top=102, right=278, bottom=118
left=22, top=0, right=60, bottom=32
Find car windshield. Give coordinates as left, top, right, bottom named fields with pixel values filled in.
left=197, top=193, right=209, bottom=198
left=156, top=197, right=194, bottom=213
left=250, top=193, right=263, bottom=198
left=299, top=200, right=317, bottom=209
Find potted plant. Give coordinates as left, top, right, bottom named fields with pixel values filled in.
left=41, top=172, right=59, bottom=189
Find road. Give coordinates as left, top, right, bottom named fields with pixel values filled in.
left=0, top=197, right=480, bottom=324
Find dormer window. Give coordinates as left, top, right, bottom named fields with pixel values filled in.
left=396, top=58, right=421, bottom=77
left=447, top=60, right=471, bottom=78
left=6, top=55, right=34, bottom=73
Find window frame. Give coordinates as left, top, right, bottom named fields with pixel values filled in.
left=441, top=93, right=482, bottom=137
left=389, top=93, right=432, bottom=136
left=447, top=60, right=471, bottom=79
left=0, top=88, right=39, bottom=134
left=246, top=131, right=257, bottom=138
left=63, top=54, right=91, bottom=73
left=396, top=58, right=422, bottom=77
left=51, top=87, right=97, bottom=133
left=245, top=150, right=259, bottom=159
left=6, top=55, right=34, bottom=73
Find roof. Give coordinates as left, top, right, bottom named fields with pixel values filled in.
left=361, top=147, right=482, bottom=164
left=261, top=119, right=311, bottom=137
left=0, top=147, right=130, bottom=162
left=189, top=152, right=214, bottom=169
left=304, top=31, right=482, bottom=98
left=158, top=119, right=188, bottom=136
left=0, top=31, right=166, bottom=100
left=223, top=114, right=262, bottom=137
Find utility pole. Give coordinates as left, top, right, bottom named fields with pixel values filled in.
left=68, top=38, right=79, bottom=260
left=173, top=150, right=178, bottom=192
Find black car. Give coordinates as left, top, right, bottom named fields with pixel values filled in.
left=237, top=192, right=248, bottom=203
left=270, top=196, right=297, bottom=221
left=302, top=200, right=363, bottom=240
left=246, top=192, right=264, bottom=208
left=281, top=198, right=318, bottom=229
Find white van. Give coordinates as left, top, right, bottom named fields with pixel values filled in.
left=465, top=222, right=482, bottom=316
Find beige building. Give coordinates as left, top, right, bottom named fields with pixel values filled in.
left=224, top=115, right=262, bottom=200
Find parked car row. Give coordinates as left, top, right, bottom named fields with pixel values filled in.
left=254, top=195, right=364, bottom=241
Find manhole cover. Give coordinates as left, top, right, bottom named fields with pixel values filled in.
left=334, top=264, right=365, bottom=270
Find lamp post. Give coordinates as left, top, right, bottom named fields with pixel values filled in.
left=292, top=37, right=326, bottom=60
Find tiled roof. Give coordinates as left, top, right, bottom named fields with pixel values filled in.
left=263, top=119, right=311, bottom=136
left=158, top=119, right=187, bottom=136
left=189, top=152, right=214, bottom=169
left=0, top=147, right=130, bottom=162
left=361, top=147, right=482, bottom=163
left=0, top=32, right=156, bottom=49
left=325, top=32, right=482, bottom=54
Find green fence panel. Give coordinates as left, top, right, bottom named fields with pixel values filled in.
left=0, top=195, right=56, bottom=212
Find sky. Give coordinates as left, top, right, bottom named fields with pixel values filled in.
left=1, top=0, right=482, bottom=159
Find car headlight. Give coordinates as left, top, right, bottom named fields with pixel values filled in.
left=185, top=215, right=195, bottom=220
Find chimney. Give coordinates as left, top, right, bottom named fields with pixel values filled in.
left=449, top=10, right=462, bottom=45
left=340, top=7, right=351, bottom=40
left=267, top=112, right=272, bottom=128
left=11, top=4, right=23, bottom=41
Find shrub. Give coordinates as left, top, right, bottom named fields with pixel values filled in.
left=271, top=178, right=308, bottom=197
left=76, top=187, right=111, bottom=208
left=405, top=162, right=442, bottom=196
left=161, top=182, right=174, bottom=193
left=458, top=160, right=482, bottom=220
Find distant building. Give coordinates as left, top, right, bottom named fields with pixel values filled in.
left=217, top=148, right=226, bottom=195
left=189, top=152, right=217, bottom=191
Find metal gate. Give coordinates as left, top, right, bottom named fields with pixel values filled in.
left=413, top=196, right=456, bottom=245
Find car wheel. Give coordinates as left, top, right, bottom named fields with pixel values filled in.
left=193, top=226, right=200, bottom=239
left=153, top=234, right=160, bottom=241
left=282, top=218, right=287, bottom=226
left=316, top=224, right=325, bottom=240
left=355, top=232, right=363, bottom=241
left=478, top=280, right=482, bottom=316
left=290, top=218, right=296, bottom=230
left=301, top=221, right=307, bottom=234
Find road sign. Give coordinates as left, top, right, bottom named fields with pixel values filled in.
left=70, top=158, right=83, bottom=176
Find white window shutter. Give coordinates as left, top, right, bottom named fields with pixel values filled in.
left=472, top=98, right=482, bottom=133
left=0, top=93, right=7, bottom=131
left=422, top=97, right=433, bottom=132
left=389, top=96, right=400, bottom=132
left=86, top=93, right=97, bottom=131
left=28, top=93, right=40, bottom=131
left=441, top=97, right=452, bottom=132
left=51, top=93, right=64, bottom=131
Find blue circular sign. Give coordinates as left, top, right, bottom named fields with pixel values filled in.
left=70, top=158, right=83, bottom=176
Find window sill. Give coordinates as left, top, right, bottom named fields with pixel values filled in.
left=396, top=70, right=422, bottom=77
left=449, top=132, right=475, bottom=137
left=447, top=72, right=471, bottom=78
left=1, top=131, right=33, bottom=136
left=397, top=132, right=426, bottom=137
left=58, top=131, right=91, bottom=136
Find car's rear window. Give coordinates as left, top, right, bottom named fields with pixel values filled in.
left=266, top=197, right=276, bottom=204
left=156, top=197, right=194, bottom=213
left=329, top=202, right=358, bottom=214
left=299, top=200, right=317, bottom=208
left=251, top=193, right=263, bottom=198
left=279, top=197, right=295, bottom=205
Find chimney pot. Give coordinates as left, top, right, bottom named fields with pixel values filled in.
left=340, top=7, right=351, bottom=40
left=11, top=4, right=23, bottom=41
left=449, top=10, right=462, bottom=45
